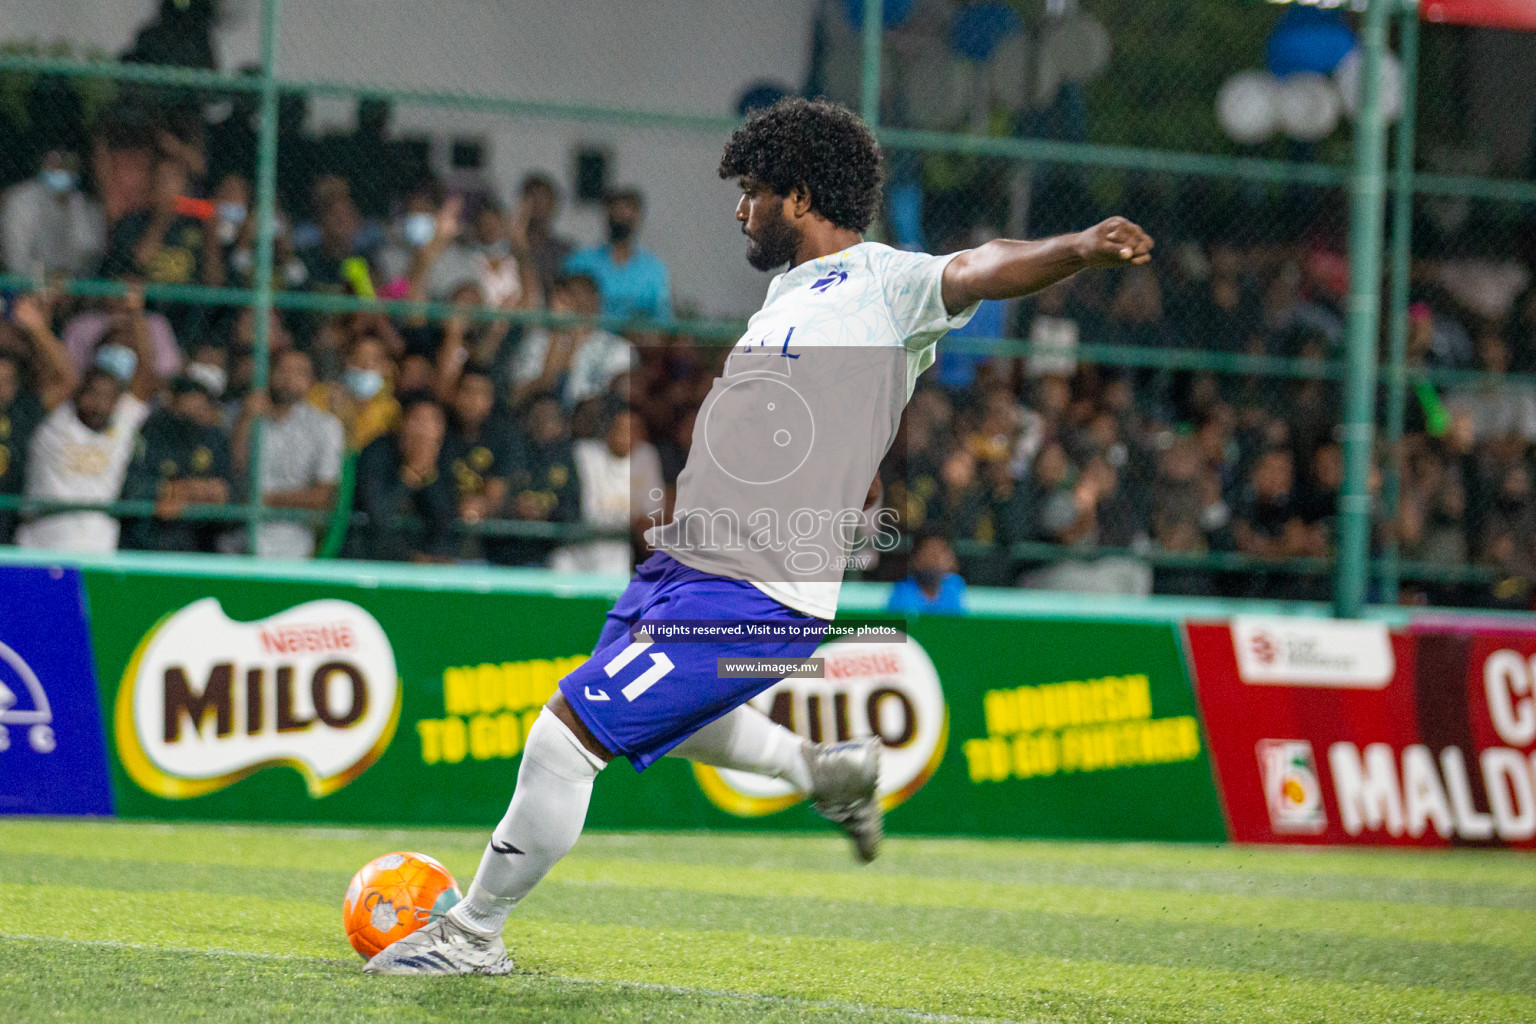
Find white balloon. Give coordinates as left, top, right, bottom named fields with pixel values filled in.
left=1334, top=48, right=1404, bottom=123
left=1044, top=14, right=1112, bottom=84
left=1216, top=71, right=1281, bottom=145
left=1278, top=72, right=1341, bottom=142
left=988, top=31, right=1032, bottom=111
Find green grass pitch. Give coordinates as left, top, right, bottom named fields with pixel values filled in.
left=2, top=819, right=1533, bottom=1023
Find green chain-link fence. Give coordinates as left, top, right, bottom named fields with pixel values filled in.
left=1, top=0, right=1533, bottom=612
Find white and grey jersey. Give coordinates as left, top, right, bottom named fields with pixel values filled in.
left=648, top=242, right=977, bottom=619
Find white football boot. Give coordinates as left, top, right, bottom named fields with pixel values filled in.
left=363, top=913, right=514, bottom=975
left=804, top=737, right=883, bottom=862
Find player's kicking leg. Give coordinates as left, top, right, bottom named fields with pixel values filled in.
left=365, top=560, right=868, bottom=976
left=364, top=707, right=882, bottom=975
left=665, top=704, right=884, bottom=862
left=364, top=698, right=604, bottom=975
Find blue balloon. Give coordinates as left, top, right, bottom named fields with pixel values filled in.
left=841, top=0, right=916, bottom=31
left=1265, top=7, right=1356, bottom=78
left=949, top=1, right=1023, bottom=63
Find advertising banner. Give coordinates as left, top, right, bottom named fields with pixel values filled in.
left=84, top=568, right=610, bottom=825
left=82, top=565, right=1226, bottom=841
left=928, top=616, right=1223, bottom=840
left=0, top=566, right=112, bottom=816
left=1189, top=615, right=1536, bottom=849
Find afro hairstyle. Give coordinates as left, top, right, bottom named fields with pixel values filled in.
left=717, top=97, right=882, bottom=234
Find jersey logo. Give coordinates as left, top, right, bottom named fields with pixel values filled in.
left=810, top=270, right=848, bottom=293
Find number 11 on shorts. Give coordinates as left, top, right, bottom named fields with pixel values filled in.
left=601, top=632, right=675, bottom=702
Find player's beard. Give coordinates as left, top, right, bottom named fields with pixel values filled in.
left=744, top=206, right=802, bottom=271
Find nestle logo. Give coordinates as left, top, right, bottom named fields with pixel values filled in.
left=258, top=622, right=358, bottom=655
left=824, top=652, right=903, bottom=679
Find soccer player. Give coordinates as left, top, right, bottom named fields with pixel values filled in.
left=365, top=98, right=1152, bottom=975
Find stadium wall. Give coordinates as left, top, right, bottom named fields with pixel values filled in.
left=2, top=548, right=1535, bottom=849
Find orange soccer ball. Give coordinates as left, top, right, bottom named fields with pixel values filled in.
left=342, top=851, right=462, bottom=959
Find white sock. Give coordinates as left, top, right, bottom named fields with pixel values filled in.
left=668, top=704, right=812, bottom=792
left=449, top=708, right=605, bottom=935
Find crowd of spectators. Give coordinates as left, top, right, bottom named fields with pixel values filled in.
left=0, top=78, right=673, bottom=574
left=3, top=68, right=1536, bottom=610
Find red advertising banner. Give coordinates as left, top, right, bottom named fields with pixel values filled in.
left=1421, top=0, right=1536, bottom=32
left=1188, top=615, right=1536, bottom=849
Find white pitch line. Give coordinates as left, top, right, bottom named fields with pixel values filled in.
left=0, top=933, right=1028, bottom=1024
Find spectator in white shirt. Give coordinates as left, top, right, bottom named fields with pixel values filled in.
left=552, top=408, right=663, bottom=576
left=15, top=289, right=160, bottom=553
left=232, top=348, right=344, bottom=558
left=1444, top=330, right=1536, bottom=442
left=511, top=273, right=634, bottom=410
left=1, top=149, right=105, bottom=276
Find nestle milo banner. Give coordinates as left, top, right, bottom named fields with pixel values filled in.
left=83, top=565, right=1225, bottom=839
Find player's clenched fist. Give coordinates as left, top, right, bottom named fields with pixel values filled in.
left=1074, top=216, right=1154, bottom=268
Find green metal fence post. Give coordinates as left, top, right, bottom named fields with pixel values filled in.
left=1380, top=0, right=1420, bottom=605
left=246, top=0, right=282, bottom=555
left=860, top=0, right=883, bottom=128
left=1334, top=0, right=1392, bottom=619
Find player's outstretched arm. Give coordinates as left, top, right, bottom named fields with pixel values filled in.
left=940, top=216, right=1154, bottom=315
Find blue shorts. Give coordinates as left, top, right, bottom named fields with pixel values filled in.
left=558, top=552, right=828, bottom=771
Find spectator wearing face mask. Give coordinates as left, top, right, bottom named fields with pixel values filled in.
left=181, top=341, right=231, bottom=425
left=350, top=393, right=458, bottom=563
left=888, top=532, right=967, bottom=616
left=2, top=148, right=106, bottom=276
left=15, top=290, right=160, bottom=553
left=224, top=201, right=307, bottom=297
left=564, top=187, right=671, bottom=323
left=121, top=375, right=231, bottom=552
left=309, top=333, right=401, bottom=451
left=62, top=281, right=183, bottom=381
left=378, top=184, right=480, bottom=302
left=233, top=348, right=344, bottom=559
left=208, top=172, right=252, bottom=266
